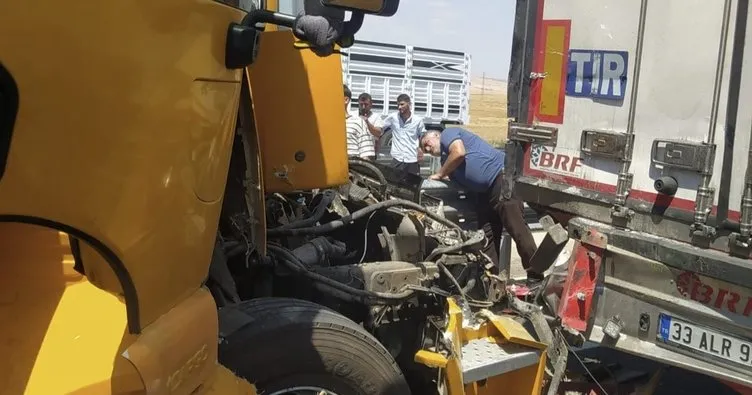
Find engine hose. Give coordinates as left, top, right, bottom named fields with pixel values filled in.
left=267, top=198, right=463, bottom=237
left=438, top=262, right=467, bottom=299
left=424, top=231, right=485, bottom=262
left=348, top=158, right=388, bottom=197
left=462, top=263, right=478, bottom=294
left=271, top=189, right=337, bottom=231
left=267, top=245, right=415, bottom=302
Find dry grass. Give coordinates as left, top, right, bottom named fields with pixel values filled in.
left=464, top=77, right=509, bottom=148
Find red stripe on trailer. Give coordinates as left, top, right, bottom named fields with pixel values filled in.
left=521, top=146, right=742, bottom=222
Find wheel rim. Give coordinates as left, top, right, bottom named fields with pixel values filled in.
left=267, top=387, right=340, bottom=395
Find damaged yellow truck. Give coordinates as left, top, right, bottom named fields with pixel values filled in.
left=0, top=1, right=564, bottom=395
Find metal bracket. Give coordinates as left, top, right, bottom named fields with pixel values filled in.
left=651, top=139, right=716, bottom=173
left=530, top=71, right=548, bottom=79
left=728, top=232, right=752, bottom=260
left=508, top=122, right=558, bottom=146
left=580, top=129, right=632, bottom=160
left=528, top=216, right=569, bottom=275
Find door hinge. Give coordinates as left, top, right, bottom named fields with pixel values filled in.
left=508, top=122, right=558, bottom=146
left=529, top=72, right=548, bottom=80
left=580, top=129, right=633, bottom=160
left=651, top=139, right=716, bottom=173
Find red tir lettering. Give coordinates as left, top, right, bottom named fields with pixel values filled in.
left=570, top=157, right=582, bottom=172
left=714, top=289, right=728, bottom=309
left=676, top=271, right=752, bottom=317
left=726, top=291, right=740, bottom=314
left=540, top=152, right=555, bottom=168
left=692, top=282, right=714, bottom=304
left=554, top=154, right=570, bottom=171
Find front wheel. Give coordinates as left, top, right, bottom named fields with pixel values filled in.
left=217, top=297, right=412, bottom=395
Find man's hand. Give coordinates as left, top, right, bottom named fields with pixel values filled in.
left=429, top=173, right=447, bottom=181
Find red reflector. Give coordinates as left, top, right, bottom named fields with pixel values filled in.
left=557, top=229, right=606, bottom=332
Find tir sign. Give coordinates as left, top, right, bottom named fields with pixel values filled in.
left=566, top=49, right=629, bottom=100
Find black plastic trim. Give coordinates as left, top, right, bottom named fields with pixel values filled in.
left=70, top=236, right=85, bottom=276
left=413, top=45, right=465, bottom=56
left=0, top=215, right=141, bottom=333
left=507, top=0, right=538, bottom=123
left=0, top=62, right=18, bottom=181
left=354, top=39, right=405, bottom=50
left=349, top=53, right=406, bottom=66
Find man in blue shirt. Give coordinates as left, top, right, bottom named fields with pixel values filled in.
left=420, top=127, right=541, bottom=282
left=380, top=94, right=425, bottom=174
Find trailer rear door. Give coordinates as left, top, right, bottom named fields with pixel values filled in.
left=507, top=0, right=752, bottom=256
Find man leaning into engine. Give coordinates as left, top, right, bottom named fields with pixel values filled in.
left=420, top=127, right=542, bottom=284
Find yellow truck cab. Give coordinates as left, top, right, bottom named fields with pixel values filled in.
left=0, top=1, right=400, bottom=394
left=0, top=1, right=561, bottom=395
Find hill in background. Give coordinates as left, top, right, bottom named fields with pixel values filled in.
left=466, top=76, right=508, bottom=147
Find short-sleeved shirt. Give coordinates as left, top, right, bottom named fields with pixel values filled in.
left=351, top=110, right=385, bottom=147
left=383, top=113, right=425, bottom=163
left=440, top=127, right=505, bottom=193
left=346, top=114, right=375, bottom=158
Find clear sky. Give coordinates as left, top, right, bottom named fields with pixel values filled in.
left=355, top=0, right=516, bottom=80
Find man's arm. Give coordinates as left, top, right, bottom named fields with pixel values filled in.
left=416, top=119, right=426, bottom=161
left=430, top=139, right=466, bottom=180
left=357, top=119, right=376, bottom=160
left=362, top=116, right=383, bottom=138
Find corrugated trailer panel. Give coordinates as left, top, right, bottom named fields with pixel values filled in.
left=341, top=40, right=471, bottom=124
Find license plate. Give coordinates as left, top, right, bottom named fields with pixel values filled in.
left=658, top=313, right=752, bottom=368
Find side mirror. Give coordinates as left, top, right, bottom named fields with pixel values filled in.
left=320, top=0, right=400, bottom=16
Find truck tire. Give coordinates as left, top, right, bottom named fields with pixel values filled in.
left=217, top=297, right=412, bottom=395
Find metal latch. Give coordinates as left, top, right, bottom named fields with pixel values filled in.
left=651, top=139, right=715, bottom=172
left=508, top=122, right=558, bottom=146
left=580, top=129, right=631, bottom=160
left=529, top=72, right=548, bottom=80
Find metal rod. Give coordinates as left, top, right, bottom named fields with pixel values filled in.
left=707, top=0, right=734, bottom=146
left=717, top=0, right=749, bottom=224
left=626, top=0, right=649, bottom=135
left=693, top=0, right=734, bottom=232
left=740, top=144, right=752, bottom=237
left=613, top=0, right=648, bottom=210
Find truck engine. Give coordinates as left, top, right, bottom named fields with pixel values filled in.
left=210, top=153, right=508, bottom=392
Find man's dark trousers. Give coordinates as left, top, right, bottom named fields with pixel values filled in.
left=476, top=171, right=539, bottom=278
left=391, top=159, right=420, bottom=175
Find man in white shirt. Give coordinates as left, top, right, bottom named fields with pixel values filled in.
left=382, top=94, right=425, bottom=175
left=344, top=85, right=375, bottom=160
left=357, top=92, right=385, bottom=157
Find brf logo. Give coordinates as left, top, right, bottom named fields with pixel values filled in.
left=531, top=144, right=582, bottom=174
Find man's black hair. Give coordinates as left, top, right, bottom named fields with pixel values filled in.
left=344, top=84, right=352, bottom=99
left=358, top=92, right=372, bottom=101
left=396, top=93, right=411, bottom=103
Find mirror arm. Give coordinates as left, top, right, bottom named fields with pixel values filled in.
left=241, top=9, right=297, bottom=29
left=342, top=12, right=365, bottom=37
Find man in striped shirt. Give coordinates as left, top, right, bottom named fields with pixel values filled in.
left=357, top=92, right=385, bottom=157
left=344, top=85, right=375, bottom=160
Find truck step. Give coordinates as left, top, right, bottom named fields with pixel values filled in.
left=461, top=338, right=542, bottom=383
